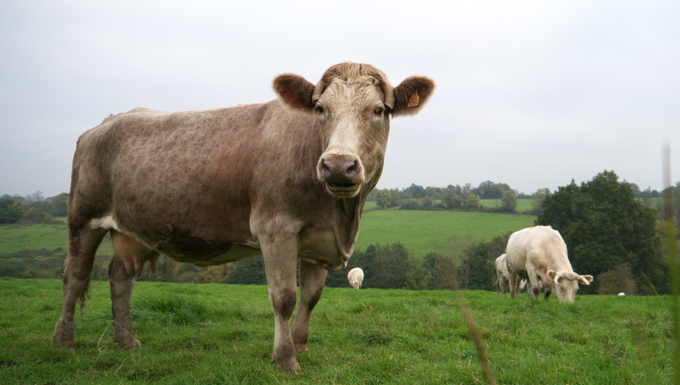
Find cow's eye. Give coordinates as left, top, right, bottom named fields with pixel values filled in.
left=373, top=107, right=384, bottom=117
left=315, top=104, right=325, bottom=115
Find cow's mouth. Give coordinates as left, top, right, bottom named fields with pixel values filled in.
left=326, top=182, right=359, bottom=196
left=327, top=182, right=358, bottom=191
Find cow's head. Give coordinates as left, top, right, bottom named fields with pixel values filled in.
left=547, top=270, right=593, bottom=303
left=273, top=63, right=434, bottom=198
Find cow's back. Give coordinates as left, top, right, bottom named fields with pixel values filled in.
left=69, top=102, right=323, bottom=263
left=506, top=226, right=570, bottom=273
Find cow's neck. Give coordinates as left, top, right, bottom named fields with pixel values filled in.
left=333, top=165, right=383, bottom=257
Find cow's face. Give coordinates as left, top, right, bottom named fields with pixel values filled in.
left=548, top=270, right=593, bottom=303
left=274, top=63, right=434, bottom=198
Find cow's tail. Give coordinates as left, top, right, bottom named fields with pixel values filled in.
left=77, top=275, right=91, bottom=320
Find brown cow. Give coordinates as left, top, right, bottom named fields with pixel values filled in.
left=52, top=63, right=434, bottom=371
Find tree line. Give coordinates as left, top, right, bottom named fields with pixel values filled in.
left=2, top=171, right=677, bottom=295
left=0, top=191, right=68, bottom=224
left=370, top=181, right=535, bottom=213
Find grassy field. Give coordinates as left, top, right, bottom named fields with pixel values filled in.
left=0, top=219, right=115, bottom=256
left=480, top=198, right=533, bottom=212
left=357, top=210, right=536, bottom=256
left=0, top=277, right=672, bottom=384
left=363, top=199, right=533, bottom=213
left=1, top=211, right=534, bottom=259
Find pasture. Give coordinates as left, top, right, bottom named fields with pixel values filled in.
left=356, top=210, right=536, bottom=256
left=0, top=277, right=671, bottom=384
left=1, top=212, right=534, bottom=260
left=0, top=218, right=114, bottom=256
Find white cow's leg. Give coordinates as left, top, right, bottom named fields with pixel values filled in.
left=53, top=226, right=107, bottom=349
left=291, top=260, right=327, bottom=352
left=527, top=270, right=541, bottom=299
left=262, top=236, right=300, bottom=372
left=509, top=272, right=519, bottom=298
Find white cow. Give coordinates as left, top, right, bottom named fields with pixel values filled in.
left=506, top=225, right=593, bottom=303
left=496, top=254, right=527, bottom=295
left=495, top=254, right=511, bottom=294
left=347, top=267, right=364, bottom=289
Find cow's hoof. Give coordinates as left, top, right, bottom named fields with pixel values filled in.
left=118, top=339, right=141, bottom=349
left=53, top=337, right=75, bottom=350
left=294, top=343, right=309, bottom=352
left=275, top=358, right=301, bottom=372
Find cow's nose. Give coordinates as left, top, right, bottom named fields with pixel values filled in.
left=321, top=156, right=359, bottom=183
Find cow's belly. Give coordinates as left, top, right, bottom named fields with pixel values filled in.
left=91, top=215, right=262, bottom=266
left=165, top=243, right=263, bottom=266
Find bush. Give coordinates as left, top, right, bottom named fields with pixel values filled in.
left=596, top=265, right=638, bottom=295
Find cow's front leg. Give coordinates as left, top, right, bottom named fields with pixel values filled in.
left=509, top=272, right=519, bottom=298
left=291, top=260, right=327, bottom=352
left=261, top=236, right=300, bottom=372
left=527, top=270, right=541, bottom=299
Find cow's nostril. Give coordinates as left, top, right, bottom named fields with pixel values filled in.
left=346, top=162, right=357, bottom=175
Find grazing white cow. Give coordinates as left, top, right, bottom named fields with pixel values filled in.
left=347, top=267, right=364, bottom=289
left=496, top=254, right=527, bottom=295
left=495, top=254, right=511, bottom=294
left=505, top=226, right=593, bottom=303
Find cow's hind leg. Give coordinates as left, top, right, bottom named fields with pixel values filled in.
left=53, top=227, right=107, bottom=348
left=291, top=260, right=327, bottom=352
left=109, top=231, right=158, bottom=349
left=509, top=272, right=519, bottom=298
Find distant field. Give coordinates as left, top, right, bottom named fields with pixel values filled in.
left=481, top=198, right=533, bottom=212
left=364, top=199, right=533, bottom=212
left=357, top=210, right=536, bottom=256
left=0, top=217, right=114, bottom=255
left=2, top=210, right=535, bottom=259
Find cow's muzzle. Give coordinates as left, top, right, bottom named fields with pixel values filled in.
left=318, top=155, right=364, bottom=197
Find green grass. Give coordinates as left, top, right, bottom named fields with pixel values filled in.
left=357, top=210, right=536, bottom=256
left=480, top=198, right=533, bottom=212
left=0, top=277, right=672, bottom=384
left=0, top=217, right=114, bottom=255
left=3, top=210, right=533, bottom=259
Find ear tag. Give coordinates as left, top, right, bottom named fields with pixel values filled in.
left=407, top=90, right=420, bottom=107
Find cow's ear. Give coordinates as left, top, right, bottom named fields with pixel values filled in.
left=390, top=76, right=435, bottom=117
left=578, top=275, right=593, bottom=285
left=546, top=269, right=558, bottom=283
left=273, top=74, right=316, bottom=112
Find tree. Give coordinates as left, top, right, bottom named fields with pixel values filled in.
left=0, top=199, right=24, bottom=224
left=530, top=188, right=551, bottom=214
left=26, top=190, right=44, bottom=203
left=377, top=189, right=392, bottom=208
left=443, top=193, right=463, bottom=209
left=500, top=190, right=517, bottom=212
left=537, top=171, right=665, bottom=294
left=224, top=256, right=266, bottom=284
left=464, top=194, right=481, bottom=210
left=390, top=189, right=401, bottom=207
left=402, top=183, right=426, bottom=199
left=48, top=193, right=69, bottom=217
left=475, top=180, right=510, bottom=199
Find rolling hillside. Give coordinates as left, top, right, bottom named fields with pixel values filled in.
left=356, top=210, right=535, bottom=256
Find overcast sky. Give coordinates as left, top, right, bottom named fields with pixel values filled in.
left=1, top=1, right=679, bottom=198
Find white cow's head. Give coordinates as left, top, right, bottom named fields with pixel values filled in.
left=273, top=63, right=435, bottom=198
left=547, top=270, right=593, bottom=303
